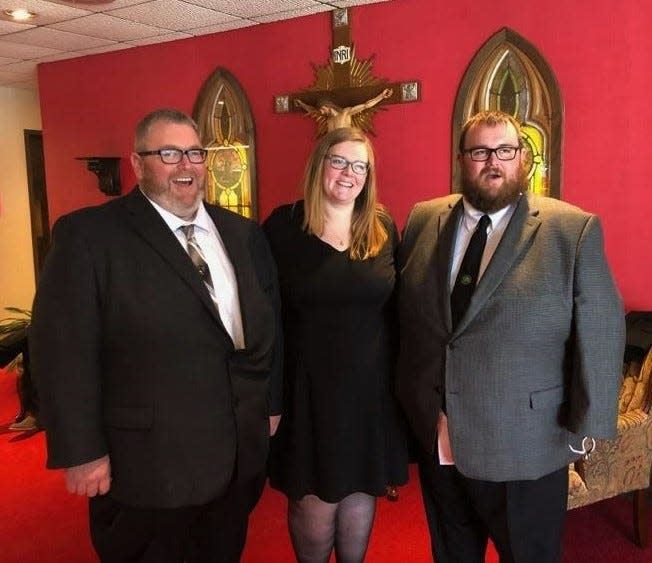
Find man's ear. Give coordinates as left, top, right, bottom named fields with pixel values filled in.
left=130, top=152, right=144, bottom=180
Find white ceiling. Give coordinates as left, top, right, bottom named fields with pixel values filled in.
left=0, top=0, right=390, bottom=90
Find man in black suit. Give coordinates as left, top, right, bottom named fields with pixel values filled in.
left=30, top=109, right=282, bottom=563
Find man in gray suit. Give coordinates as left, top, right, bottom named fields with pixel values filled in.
left=397, top=110, right=624, bottom=563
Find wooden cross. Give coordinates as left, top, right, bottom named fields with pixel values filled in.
left=274, top=8, right=420, bottom=136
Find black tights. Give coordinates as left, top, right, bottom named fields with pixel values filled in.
left=288, top=492, right=376, bottom=563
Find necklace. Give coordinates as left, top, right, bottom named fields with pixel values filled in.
left=321, top=211, right=351, bottom=249
left=320, top=228, right=348, bottom=248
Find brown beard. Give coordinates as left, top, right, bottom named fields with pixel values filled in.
left=461, top=166, right=527, bottom=213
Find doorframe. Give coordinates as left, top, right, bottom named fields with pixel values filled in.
left=23, top=129, right=50, bottom=283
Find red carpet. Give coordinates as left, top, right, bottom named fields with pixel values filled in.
left=1, top=368, right=650, bottom=562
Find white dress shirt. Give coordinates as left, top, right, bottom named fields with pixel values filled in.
left=143, top=192, right=245, bottom=350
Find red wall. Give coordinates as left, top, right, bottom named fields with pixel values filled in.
left=37, top=0, right=650, bottom=310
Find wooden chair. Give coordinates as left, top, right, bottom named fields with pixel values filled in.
left=568, top=345, right=652, bottom=547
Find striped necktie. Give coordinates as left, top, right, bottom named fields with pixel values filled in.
left=179, top=224, right=213, bottom=289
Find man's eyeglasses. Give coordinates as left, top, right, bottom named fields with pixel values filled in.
left=137, top=148, right=208, bottom=164
left=324, top=154, right=369, bottom=175
left=463, top=146, right=521, bottom=162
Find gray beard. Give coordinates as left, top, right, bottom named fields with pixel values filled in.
left=461, top=170, right=526, bottom=213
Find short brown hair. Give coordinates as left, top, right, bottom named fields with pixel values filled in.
left=458, top=110, right=523, bottom=153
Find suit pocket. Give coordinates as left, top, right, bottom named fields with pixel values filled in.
left=529, top=385, right=564, bottom=410
left=105, top=406, right=153, bottom=429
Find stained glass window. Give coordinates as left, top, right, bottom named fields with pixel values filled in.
left=193, top=68, right=258, bottom=219
left=452, top=28, right=562, bottom=199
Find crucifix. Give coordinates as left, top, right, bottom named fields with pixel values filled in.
left=274, top=7, right=420, bottom=136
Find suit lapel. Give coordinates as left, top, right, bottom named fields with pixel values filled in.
left=121, top=189, right=223, bottom=326
left=205, top=205, right=246, bottom=290
left=438, top=199, right=463, bottom=331
left=454, top=194, right=541, bottom=334
left=204, top=205, right=250, bottom=340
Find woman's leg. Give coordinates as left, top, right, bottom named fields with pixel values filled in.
left=288, top=494, right=338, bottom=563
left=334, top=492, right=376, bottom=563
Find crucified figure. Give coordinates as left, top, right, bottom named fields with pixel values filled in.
left=295, top=88, right=393, bottom=133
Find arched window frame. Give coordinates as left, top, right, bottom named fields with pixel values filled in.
left=452, top=28, right=563, bottom=199
left=193, top=67, right=258, bottom=219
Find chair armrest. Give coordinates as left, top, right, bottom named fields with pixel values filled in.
left=568, top=413, right=652, bottom=510
left=618, top=409, right=649, bottom=432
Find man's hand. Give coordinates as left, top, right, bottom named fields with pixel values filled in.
left=269, top=415, right=281, bottom=436
left=65, top=454, right=111, bottom=497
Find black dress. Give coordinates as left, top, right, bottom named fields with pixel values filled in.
left=262, top=202, right=408, bottom=502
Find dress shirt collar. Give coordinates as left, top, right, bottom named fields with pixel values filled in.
left=461, top=196, right=519, bottom=233
left=140, top=188, right=211, bottom=234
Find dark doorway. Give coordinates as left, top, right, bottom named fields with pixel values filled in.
left=23, top=130, right=50, bottom=282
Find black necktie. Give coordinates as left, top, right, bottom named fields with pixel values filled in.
left=179, top=224, right=213, bottom=289
left=450, top=214, right=490, bottom=330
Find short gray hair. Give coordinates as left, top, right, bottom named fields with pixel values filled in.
left=134, top=109, right=199, bottom=151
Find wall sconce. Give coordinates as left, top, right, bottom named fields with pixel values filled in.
left=76, top=157, right=121, bottom=196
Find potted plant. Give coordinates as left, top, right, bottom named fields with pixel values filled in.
left=0, top=307, right=31, bottom=369
left=0, top=307, right=39, bottom=431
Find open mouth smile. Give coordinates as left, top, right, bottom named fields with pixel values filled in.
left=172, top=176, right=194, bottom=186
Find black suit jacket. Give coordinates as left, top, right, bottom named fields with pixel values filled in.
left=30, top=188, right=282, bottom=509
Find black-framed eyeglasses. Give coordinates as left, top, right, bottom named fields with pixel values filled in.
left=137, top=148, right=208, bottom=164
left=324, top=154, right=369, bottom=175
left=463, top=146, right=521, bottom=162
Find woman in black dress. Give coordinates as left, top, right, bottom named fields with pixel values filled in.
left=263, top=128, right=408, bottom=562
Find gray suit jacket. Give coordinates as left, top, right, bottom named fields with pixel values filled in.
left=396, top=193, right=625, bottom=481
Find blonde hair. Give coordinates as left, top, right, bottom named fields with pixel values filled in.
left=302, top=128, right=388, bottom=260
